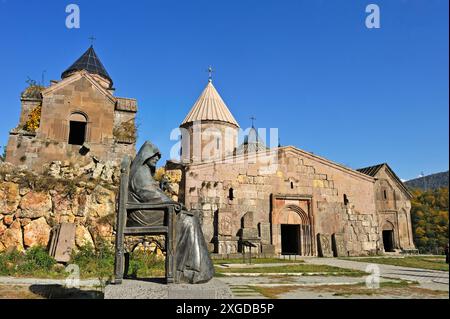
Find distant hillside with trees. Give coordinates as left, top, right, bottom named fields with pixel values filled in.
left=405, top=171, right=449, bottom=190
left=410, top=187, right=448, bottom=254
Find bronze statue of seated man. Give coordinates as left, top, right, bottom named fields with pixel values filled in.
left=126, top=141, right=214, bottom=284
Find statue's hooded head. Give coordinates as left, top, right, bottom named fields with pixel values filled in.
left=130, top=141, right=161, bottom=176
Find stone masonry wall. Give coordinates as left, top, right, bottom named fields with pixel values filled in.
left=180, top=146, right=383, bottom=256
left=0, top=161, right=119, bottom=253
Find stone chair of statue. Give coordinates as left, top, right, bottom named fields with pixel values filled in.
left=114, top=141, right=214, bottom=285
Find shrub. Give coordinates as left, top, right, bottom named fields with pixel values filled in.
left=24, top=105, right=42, bottom=132
left=128, top=250, right=165, bottom=278
left=113, top=119, right=137, bottom=142
left=17, top=246, right=56, bottom=273
left=0, top=247, right=59, bottom=277
left=70, top=241, right=115, bottom=281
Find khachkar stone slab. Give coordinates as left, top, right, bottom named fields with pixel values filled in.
left=49, top=223, right=76, bottom=263
left=242, top=211, right=254, bottom=228
left=317, top=233, right=333, bottom=257
left=104, top=279, right=233, bottom=299
left=218, top=209, right=234, bottom=236
left=332, top=233, right=347, bottom=257
left=241, top=228, right=258, bottom=239
left=258, top=222, right=271, bottom=244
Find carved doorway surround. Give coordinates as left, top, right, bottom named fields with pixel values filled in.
left=271, top=194, right=315, bottom=256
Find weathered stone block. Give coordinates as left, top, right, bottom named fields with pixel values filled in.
left=0, top=220, right=24, bottom=252
left=23, top=217, right=51, bottom=248
left=331, top=233, right=347, bottom=257
left=75, top=225, right=94, bottom=248
left=0, top=182, right=20, bottom=214
left=241, top=228, right=258, bottom=239
left=242, top=211, right=254, bottom=228
left=261, top=244, right=275, bottom=254
left=218, top=209, right=234, bottom=236
left=258, top=222, right=271, bottom=244
left=49, top=223, right=76, bottom=262
left=18, top=191, right=52, bottom=219
left=317, top=233, right=333, bottom=257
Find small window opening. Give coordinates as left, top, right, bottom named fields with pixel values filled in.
left=343, top=194, right=349, bottom=206
left=383, top=190, right=387, bottom=200
left=229, top=188, right=234, bottom=200
left=216, top=138, right=220, bottom=150
left=68, top=121, right=86, bottom=145
left=290, top=181, right=294, bottom=189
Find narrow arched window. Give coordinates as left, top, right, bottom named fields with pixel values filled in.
left=290, top=181, right=294, bottom=189
left=383, top=190, right=387, bottom=200
left=229, top=188, right=234, bottom=200
left=343, top=194, right=349, bottom=206
left=68, top=112, right=87, bottom=145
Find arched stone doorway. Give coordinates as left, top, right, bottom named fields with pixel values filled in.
left=382, top=221, right=396, bottom=252
left=276, top=205, right=313, bottom=256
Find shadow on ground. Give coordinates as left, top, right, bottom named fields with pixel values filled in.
left=29, top=285, right=104, bottom=299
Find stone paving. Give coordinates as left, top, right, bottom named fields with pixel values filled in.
left=1, top=258, right=447, bottom=299
left=302, top=257, right=449, bottom=291
left=0, top=276, right=102, bottom=287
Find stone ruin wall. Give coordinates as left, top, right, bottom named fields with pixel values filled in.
left=6, top=76, right=136, bottom=173
left=0, top=161, right=119, bottom=253
left=0, top=160, right=179, bottom=256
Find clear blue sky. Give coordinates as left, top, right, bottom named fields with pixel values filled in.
left=0, top=0, right=448, bottom=180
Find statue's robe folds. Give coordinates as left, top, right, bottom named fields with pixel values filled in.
left=126, top=142, right=214, bottom=284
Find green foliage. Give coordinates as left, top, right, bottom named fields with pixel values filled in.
left=0, top=247, right=61, bottom=277
left=346, top=256, right=448, bottom=271
left=18, top=246, right=56, bottom=272
left=128, top=250, right=165, bottom=278
left=212, top=258, right=301, bottom=264
left=215, top=264, right=367, bottom=277
left=0, top=242, right=164, bottom=281
left=411, top=187, right=449, bottom=254
left=113, top=119, right=137, bottom=143
left=23, top=104, right=42, bottom=132
left=70, top=241, right=165, bottom=281
left=70, top=241, right=115, bottom=281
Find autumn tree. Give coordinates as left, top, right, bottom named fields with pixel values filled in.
left=410, top=187, right=449, bottom=254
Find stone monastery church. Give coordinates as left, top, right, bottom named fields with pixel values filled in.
left=5, top=46, right=416, bottom=257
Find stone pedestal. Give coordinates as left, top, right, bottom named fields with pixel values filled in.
left=261, top=244, right=275, bottom=255
left=104, top=278, right=233, bottom=299
left=216, top=235, right=239, bottom=254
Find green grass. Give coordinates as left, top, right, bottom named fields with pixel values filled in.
left=215, top=264, right=367, bottom=277
left=65, top=242, right=165, bottom=281
left=0, top=246, right=65, bottom=279
left=0, top=243, right=165, bottom=282
left=251, top=280, right=445, bottom=299
left=342, top=256, right=449, bottom=271
left=213, top=258, right=302, bottom=264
